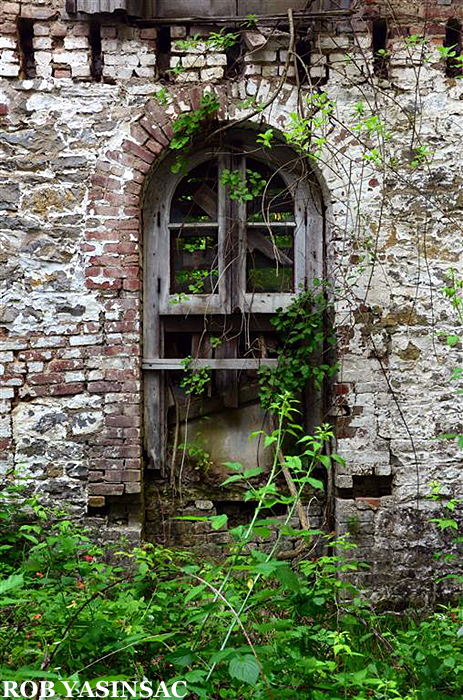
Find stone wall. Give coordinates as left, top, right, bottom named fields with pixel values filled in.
left=1, top=0, right=462, bottom=603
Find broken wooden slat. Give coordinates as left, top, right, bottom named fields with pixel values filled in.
left=247, top=229, right=293, bottom=265
left=143, top=358, right=279, bottom=370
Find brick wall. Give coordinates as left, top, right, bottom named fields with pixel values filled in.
left=1, top=0, right=462, bottom=603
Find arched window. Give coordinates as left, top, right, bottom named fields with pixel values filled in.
left=143, top=129, right=324, bottom=487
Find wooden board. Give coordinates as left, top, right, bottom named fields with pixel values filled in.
left=143, top=358, right=279, bottom=370
left=149, top=0, right=237, bottom=18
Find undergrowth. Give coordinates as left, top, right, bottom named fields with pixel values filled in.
left=1, top=411, right=462, bottom=699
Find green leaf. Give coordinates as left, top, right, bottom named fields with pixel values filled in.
left=446, top=334, right=460, bottom=347
left=220, top=474, right=244, bottom=486
left=228, top=655, right=260, bottom=685
left=0, top=573, right=24, bottom=596
left=306, top=477, right=325, bottom=491
left=222, top=461, right=244, bottom=471
left=264, top=435, right=277, bottom=448
left=211, top=514, right=228, bottom=531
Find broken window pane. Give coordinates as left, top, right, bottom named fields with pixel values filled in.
left=170, top=226, right=219, bottom=294
left=170, top=159, right=219, bottom=295
left=246, top=225, right=294, bottom=292
left=170, top=160, right=218, bottom=223
left=246, top=158, right=294, bottom=224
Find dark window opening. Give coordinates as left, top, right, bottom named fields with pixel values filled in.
left=295, top=37, right=311, bottom=85
left=444, top=19, right=462, bottom=78
left=17, top=18, right=36, bottom=79
left=157, top=26, right=171, bottom=79
left=337, top=474, right=393, bottom=499
left=225, top=33, right=244, bottom=79
left=214, top=500, right=287, bottom=527
left=372, top=18, right=388, bottom=78
left=89, top=20, right=103, bottom=82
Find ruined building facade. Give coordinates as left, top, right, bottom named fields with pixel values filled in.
left=1, top=0, right=462, bottom=604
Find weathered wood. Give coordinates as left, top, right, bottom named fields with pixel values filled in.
left=150, top=0, right=237, bottom=18
left=76, top=0, right=143, bottom=13
left=247, top=229, right=292, bottom=265
left=143, top=358, right=279, bottom=370
left=193, top=184, right=218, bottom=220
left=238, top=0, right=309, bottom=14
left=215, top=336, right=239, bottom=407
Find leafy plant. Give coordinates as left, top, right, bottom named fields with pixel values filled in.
left=220, top=168, right=265, bottom=202
left=258, top=288, right=338, bottom=410
left=180, top=356, right=211, bottom=396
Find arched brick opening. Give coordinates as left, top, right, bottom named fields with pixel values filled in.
left=81, top=79, right=331, bottom=535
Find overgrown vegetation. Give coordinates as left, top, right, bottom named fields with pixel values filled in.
left=1, top=464, right=462, bottom=698
left=2, top=8, right=463, bottom=699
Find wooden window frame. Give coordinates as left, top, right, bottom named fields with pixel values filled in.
left=143, top=130, right=324, bottom=471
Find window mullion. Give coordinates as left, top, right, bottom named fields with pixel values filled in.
left=233, top=153, right=247, bottom=311
left=218, top=152, right=232, bottom=314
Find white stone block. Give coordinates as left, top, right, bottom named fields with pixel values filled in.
left=71, top=64, right=91, bottom=78
left=200, top=66, right=223, bottom=81
left=0, top=37, right=16, bottom=49
left=101, top=39, right=118, bottom=52
left=35, top=64, right=53, bottom=78
left=177, top=70, right=199, bottom=82
left=182, top=54, right=206, bottom=68
left=318, top=36, right=350, bottom=50
left=55, top=51, right=88, bottom=66
left=310, top=66, right=327, bottom=78
left=206, top=53, right=227, bottom=66
left=262, top=65, right=278, bottom=77
left=134, top=66, right=155, bottom=78
left=33, top=37, right=52, bottom=50
left=63, top=36, right=89, bottom=50
left=140, top=53, right=157, bottom=66
left=114, top=67, right=135, bottom=80
left=244, top=64, right=261, bottom=77
left=0, top=50, right=16, bottom=63
left=0, top=63, right=19, bottom=77
left=245, top=49, right=277, bottom=63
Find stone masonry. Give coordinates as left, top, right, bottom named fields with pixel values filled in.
left=0, top=0, right=462, bottom=605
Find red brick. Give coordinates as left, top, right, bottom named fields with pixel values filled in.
left=124, top=181, right=142, bottom=196
left=145, top=138, right=164, bottom=155
left=125, top=458, right=142, bottom=469
left=139, top=117, right=169, bottom=146
left=85, top=266, right=102, bottom=277
left=335, top=383, right=350, bottom=395
left=122, top=469, right=141, bottom=482
left=88, top=472, right=104, bottom=481
left=86, top=230, right=119, bottom=241
left=88, top=483, right=124, bottom=496
left=130, top=123, right=149, bottom=145
left=140, top=28, right=157, bottom=39
left=105, top=470, right=123, bottom=482
left=105, top=415, right=139, bottom=428
left=86, top=279, right=122, bottom=291
left=48, top=359, right=81, bottom=371
left=0, top=105, right=8, bottom=116
left=88, top=496, right=105, bottom=507
left=89, top=255, right=117, bottom=266
left=123, top=277, right=141, bottom=292
left=122, top=139, right=157, bottom=165
left=51, top=383, right=85, bottom=396
left=73, top=22, right=90, bottom=37
left=92, top=205, right=121, bottom=217
left=29, top=372, right=62, bottom=385
left=93, top=458, right=124, bottom=470
left=88, top=381, right=121, bottom=393
left=101, top=26, right=117, bottom=39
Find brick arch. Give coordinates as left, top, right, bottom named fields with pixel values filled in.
left=80, top=79, right=301, bottom=512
